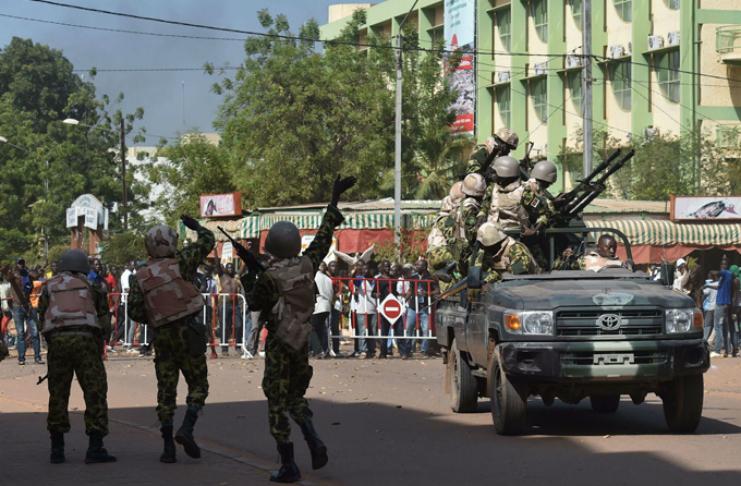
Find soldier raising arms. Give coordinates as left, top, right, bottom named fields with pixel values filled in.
left=237, top=175, right=356, bottom=483
left=38, top=249, right=116, bottom=464
left=127, top=215, right=215, bottom=464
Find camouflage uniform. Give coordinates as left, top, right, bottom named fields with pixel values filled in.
left=465, top=144, right=491, bottom=175
left=39, top=279, right=111, bottom=436
left=451, top=196, right=481, bottom=275
left=127, top=225, right=215, bottom=425
left=474, top=238, right=538, bottom=284
left=242, top=205, right=344, bottom=444
left=520, top=179, right=556, bottom=269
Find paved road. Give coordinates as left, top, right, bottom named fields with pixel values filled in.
left=2, top=354, right=741, bottom=485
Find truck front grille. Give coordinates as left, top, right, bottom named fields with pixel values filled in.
left=561, top=351, right=669, bottom=366
left=556, top=308, right=664, bottom=337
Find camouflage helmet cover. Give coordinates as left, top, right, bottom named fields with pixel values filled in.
left=476, top=222, right=508, bottom=247
left=495, top=128, right=519, bottom=149
left=145, top=224, right=179, bottom=258
left=461, top=173, right=486, bottom=197
left=58, top=249, right=91, bottom=274
left=493, top=155, right=520, bottom=178
left=265, top=221, right=302, bottom=259
left=449, top=181, right=465, bottom=202
left=531, top=159, right=558, bottom=183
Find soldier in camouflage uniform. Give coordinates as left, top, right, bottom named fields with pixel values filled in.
left=472, top=222, right=538, bottom=284
left=466, top=128, right=519, bottom=176
left=520, top=160, right=558, bottom=269
left=426, top=181, right=464, bottom=272
left=238, top=176, right=356, bottom=483
left=38, top=249, right=116, bottom=465
left=478, top=156, right=525, bottom=234
left=127, top=215, right=214, bottom=464
left=446, top=173, right=487, bottom=281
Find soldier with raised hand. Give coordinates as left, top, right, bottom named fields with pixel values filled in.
left=472, top=222, right=538, bottom=285
left=38, top=249, right=115, bottom=465
left=466, top=128, right=519, bottom=176
left=127, top=215, right=215, bottom=464
left=237, top=175, right=356, bottom=483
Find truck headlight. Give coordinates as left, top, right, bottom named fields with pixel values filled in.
left=665, top=308, right=700, bottom=333
left=504, top=311, right=554, bottom=335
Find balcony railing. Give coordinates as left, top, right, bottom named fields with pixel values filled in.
left=716, top=25, right=741, bottom=64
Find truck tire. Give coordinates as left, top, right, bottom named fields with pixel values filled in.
left=448, top=340, right=478, bottom=413
left=490, top=353, right=527, bottom=435
left=590, top=394, right=621, bottom=413
left=663, top=374, right=704, bottom=433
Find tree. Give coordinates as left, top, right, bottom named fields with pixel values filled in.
left=0, top=37, right=145, bottom=260
left=209, top=9, right=462, bottom=207
left=99, top=231, right=146, bottom=267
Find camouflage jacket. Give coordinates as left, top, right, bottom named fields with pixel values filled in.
left=465, top=145, right=490, bottom=175
left=520, top=179, right=556, bottom=228
left=241, top=204, right=344, bottom=333
left=474, top=238, right=538, bottom=284
left=127, top=225, right=215, bottom=325
left=448, top=197, right=480, bottom=247
left=38, top=276, right=111, bottom=338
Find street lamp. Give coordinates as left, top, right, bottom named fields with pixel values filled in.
left=64, top=117, right=128, bottom=230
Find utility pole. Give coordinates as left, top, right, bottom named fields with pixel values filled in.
left=394, top=33, right=403, bottom=255
left=120, top=117, right=128, bottom=231
left=582, top=0, right=593, bottom=176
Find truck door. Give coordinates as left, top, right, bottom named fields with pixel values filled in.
left=466, top=290, right=488, bottom=366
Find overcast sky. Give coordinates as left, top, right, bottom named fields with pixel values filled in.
left=0, top=0, right=340, bottom=145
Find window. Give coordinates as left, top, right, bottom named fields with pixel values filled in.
left=496, top=8, right=511, bottom=52
left=610, top=61, right=632, bottom=110
left=496, top=85, right=511, bottom=127
left=717, top=125, right=740, bottom=148
left=530, top=77, right=548, bottom=123
left=570, top=0, right=582, bottom=30
left=613, top=0, right=631, bottom=22
left=664, top=0, right=680, bottom=10
left=530, top=0, right=548, bottom=42
left=655, top=49, right=680, bottom=103
left=430, top=25, right=444, bottom=47
left=567, top=70, right=583, bottom=113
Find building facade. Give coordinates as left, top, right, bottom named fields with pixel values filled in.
left=320, top=1, right=741, bottom=189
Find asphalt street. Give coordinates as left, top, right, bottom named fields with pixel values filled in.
left=2, top=354, right=741, bottom=485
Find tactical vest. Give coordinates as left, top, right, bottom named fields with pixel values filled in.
left=42, top=273, right=99, bottom=334
left=582, top=253, right=623, bottom=272
left=135, top=258, right=204, bottom=327
left=488, top=181, right=524, bottom=232
left=266, top=256, right=316, bottom=351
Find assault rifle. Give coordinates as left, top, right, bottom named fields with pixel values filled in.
left=552, top=148, right=635, bottom=224
left=519, top=141, right=535, bottom=180
left=217, top=226, right=265, bottom=273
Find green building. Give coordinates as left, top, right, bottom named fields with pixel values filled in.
left=320, top=1, right=741, bottom=191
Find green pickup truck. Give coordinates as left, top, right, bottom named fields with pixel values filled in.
left=435, top=228, right=709, bottom=435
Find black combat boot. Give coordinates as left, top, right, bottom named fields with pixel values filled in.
left=160, top=425, right=176, bottom=463
left=84, top=432, right=117, bottom=464
left=299, top=418, right=328, bottom=470
left=175, top=406, right=201, bottom=459
left=270, top=442, right=301, bottom=483
left=50, top=432, right=65, bottom=464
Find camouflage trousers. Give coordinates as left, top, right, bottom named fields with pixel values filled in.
left=152, top=322, right=209, bottom=425
left=46, top=333, right=108, bottom=436
left=262, top=334, right=313, bottom=444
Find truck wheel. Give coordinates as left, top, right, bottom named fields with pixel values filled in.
left=448, top=340, right=478, bottom=413
left=663, top=374, right=704, bottom=433
left=489, top=353, right=527, bottom=435
left=590, top=394, right=621, bottom=413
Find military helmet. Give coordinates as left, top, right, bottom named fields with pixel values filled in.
left=265, top=221, right=301, bottom=259
left=440, top=195, right=456, bottom=214
left=495, top=128, right=519, bottom=149
left=58, top=249, right=91, bottom=274
left=449, top=181, right=464, bottom=202
left=145, top=224, right=179, bottom=258
left=461, top=173, right=486, bottom=197
left=531, top=160, right=558, bottom=184
left=493, top=155, right=520, bottom=178
left=476, top=222, right=508, bottom=247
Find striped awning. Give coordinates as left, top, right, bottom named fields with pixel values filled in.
left=585, top=219, right=741, bottom=246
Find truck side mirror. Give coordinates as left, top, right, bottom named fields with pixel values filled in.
left=467, top=267, right=483, bottom=290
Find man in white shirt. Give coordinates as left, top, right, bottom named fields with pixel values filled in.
left=353, top=261, right=377, bottom=358
left=672, top=258, right=691, bottom=295
left=311, top=263, right=334, bottom=358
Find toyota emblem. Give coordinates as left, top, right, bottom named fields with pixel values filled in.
left=596, top=313, right=622, bottom=331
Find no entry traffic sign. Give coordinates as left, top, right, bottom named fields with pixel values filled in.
left=379, top=294, right=404, bottom=325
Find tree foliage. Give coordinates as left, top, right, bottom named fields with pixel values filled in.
left=0, top=37, right=145, bottom=261
left=99, top=231, right=146, bottom=267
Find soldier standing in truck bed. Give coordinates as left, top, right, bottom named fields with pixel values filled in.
left=238, top=176, right=356, bottom=483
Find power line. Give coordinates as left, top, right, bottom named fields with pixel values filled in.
left=592, top=54, right=740, bottom=85
left=73, top=66, right=238, bottom=73
left=27, top=0, right=571, bottom=59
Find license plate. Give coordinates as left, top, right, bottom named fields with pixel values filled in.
left=593, top=353, right=635, bottom=365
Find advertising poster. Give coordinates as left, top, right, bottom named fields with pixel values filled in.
left=199, top=193, right=241, bottom=218
left=445, top=0, right=476, bottom=134
left=671, top=195, right=741, bottom=221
